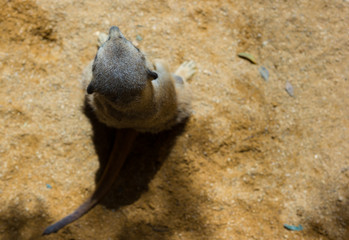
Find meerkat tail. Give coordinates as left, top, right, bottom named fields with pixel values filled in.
left=42, top=129, right=138, bottom=235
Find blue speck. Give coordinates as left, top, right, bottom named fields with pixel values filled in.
left=136, top=35, right=143, bottom=41
left=46, top=184, right=52, bottom=189
left=284, top=224, right=303, bottom=231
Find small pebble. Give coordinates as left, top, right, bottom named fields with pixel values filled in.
left=285, top=81, right=294, bottom=97
left=238, top=52, right=257, bottom=64
left=338, top=196, right=344, bottom=202
left=258, top=66, right=269, bottom=81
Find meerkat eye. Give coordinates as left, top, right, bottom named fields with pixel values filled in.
left=87, top=83, right=95, bottom=94
left=147, top=69, right=158, bottom=80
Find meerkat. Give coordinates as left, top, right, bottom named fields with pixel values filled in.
left=43, top=26, right=196, bottom=235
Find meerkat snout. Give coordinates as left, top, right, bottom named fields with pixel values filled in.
left=109, top=26, right=124, bottom=39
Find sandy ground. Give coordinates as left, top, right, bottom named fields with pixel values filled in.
left=0, top=0, right=348, bottom=239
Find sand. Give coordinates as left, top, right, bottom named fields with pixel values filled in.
left=0, top=0, right=348, bottom=239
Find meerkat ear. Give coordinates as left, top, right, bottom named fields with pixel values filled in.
left=87, top=83, right=95, bottom=94
left=147, top=69, right=158, bottom=80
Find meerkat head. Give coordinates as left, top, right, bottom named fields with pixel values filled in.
left=87, top=26, right=158, bottom=103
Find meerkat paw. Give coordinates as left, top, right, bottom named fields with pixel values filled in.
left=175, top=60, right=196, bottom=82
left=97, top=32, right=109, bottom=47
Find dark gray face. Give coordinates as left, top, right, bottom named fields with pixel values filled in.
left=87, top=26, right=157, bottom=103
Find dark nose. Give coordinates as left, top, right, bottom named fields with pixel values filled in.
left=109, top=26, right=120, bottom=32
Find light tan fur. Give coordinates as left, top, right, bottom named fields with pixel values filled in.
left=82, top=27, right=196, bottom=133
